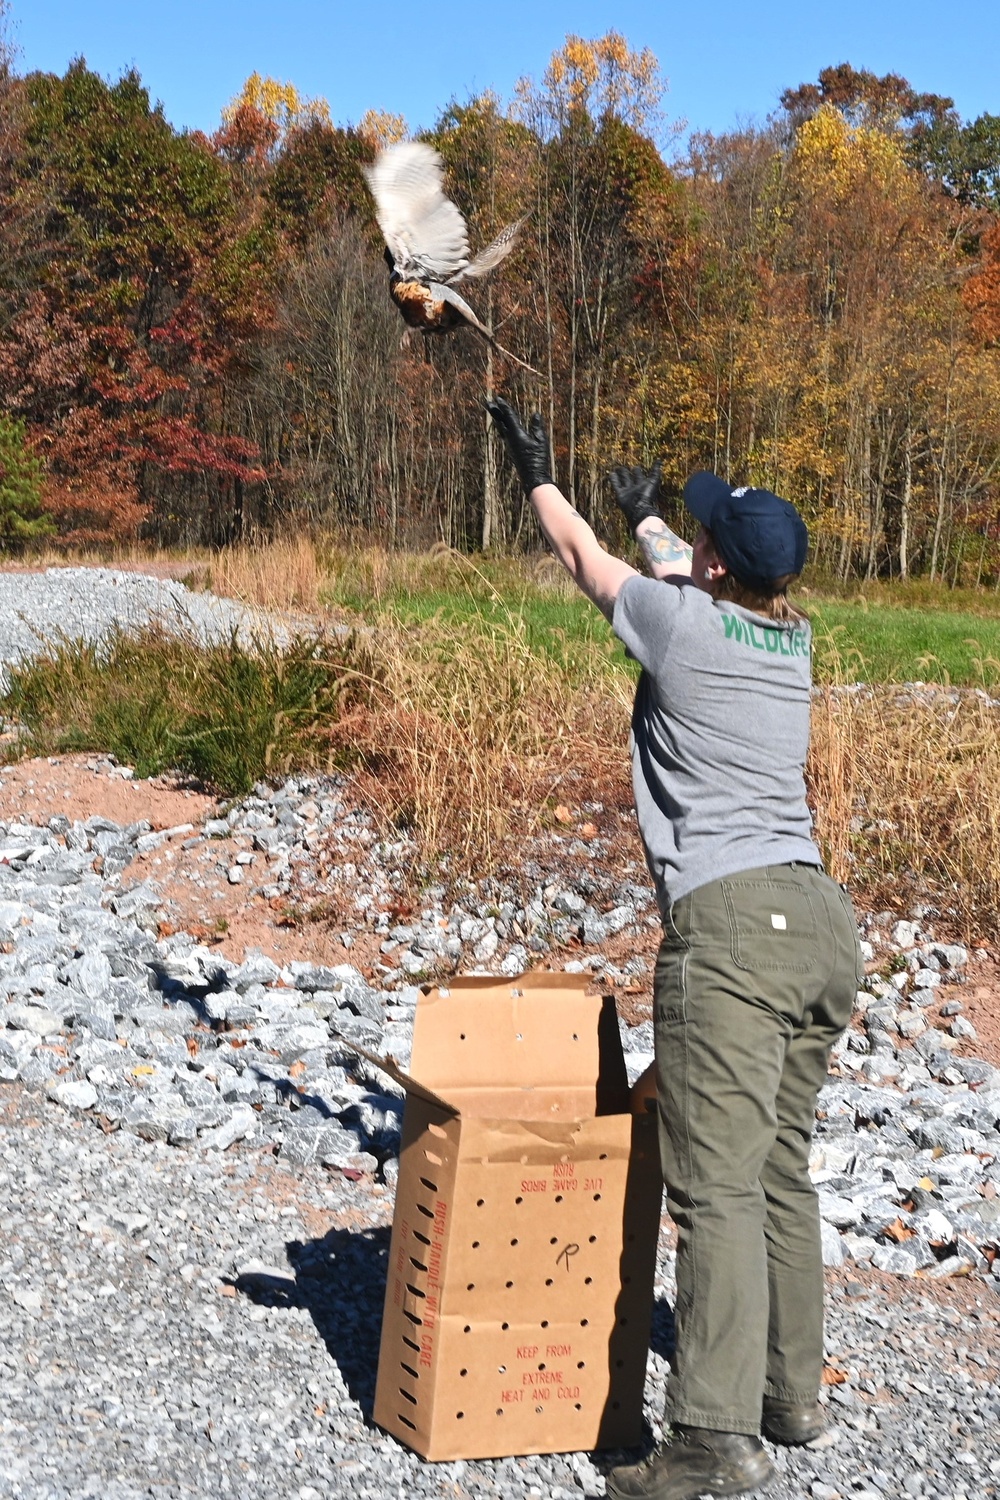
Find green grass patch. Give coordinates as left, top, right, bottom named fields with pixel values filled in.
left=0, top=627, right=376, bottom=795
left=324, top=553, right=622, bottom=683
left=324, top=546, right=1000, bottom=688
left=809, top=600, right=1000, bottom=686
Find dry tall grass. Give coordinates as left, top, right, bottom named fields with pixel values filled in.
left=7, top=534, right=1000, bottom=928
left=207, top=536, right=322, bottom=612
left=809, top=684, right=1000, bottom=931
left=343, top=608, right=633, bottom=880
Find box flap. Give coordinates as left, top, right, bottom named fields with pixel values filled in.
left=332, top=1036, right=458, bottom=1117
left=410, top=974, right=628, bottom=1106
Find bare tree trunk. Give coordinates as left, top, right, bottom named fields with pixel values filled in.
left=482, top=330, right=497, bottom=549
left=899, top=423, right=911, bottom=580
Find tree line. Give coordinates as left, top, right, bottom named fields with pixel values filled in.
left=2, top=26, right=1000, bottom=583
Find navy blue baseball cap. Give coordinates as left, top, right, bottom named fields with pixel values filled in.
left=683, top=472, right=808, bottom=590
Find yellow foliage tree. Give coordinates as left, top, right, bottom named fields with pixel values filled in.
left=223, top=72, right=331, bottom=138
left=357, top=109, right=408, bottom=151
left=518, top=31, right=664, bottom=135
left=790, top=102, right=911, bottom=202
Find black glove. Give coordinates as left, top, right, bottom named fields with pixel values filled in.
left=486, top=398, right=553, bottom=494
left=609, top=462, right=664, bottom=536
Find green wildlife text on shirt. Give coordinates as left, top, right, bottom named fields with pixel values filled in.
left=721, top=612, right=811, bottom=657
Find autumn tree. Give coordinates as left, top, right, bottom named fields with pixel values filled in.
left=0, top=413, right=53, bottom=547
left=515, top=33, right=674, bottom=521
left=0, top=61, right=269, bottom=542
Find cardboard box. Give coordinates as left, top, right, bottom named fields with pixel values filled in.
left=371, top=972, right=661, bottom=1461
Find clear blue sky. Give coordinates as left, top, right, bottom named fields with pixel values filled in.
left=9, top=0, right=1000, bottom=147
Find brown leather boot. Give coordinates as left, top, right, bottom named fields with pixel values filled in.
left=760, top=1396, right=825, bottom=1446
left=606, top=1426, right=775, bottom=1500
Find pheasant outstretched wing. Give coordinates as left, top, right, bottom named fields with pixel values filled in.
left=364, top=142, right=470, bottom=282
left=448, top=217, right=526, bottom=285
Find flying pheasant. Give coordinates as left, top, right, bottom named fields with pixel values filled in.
left=363, top=141, right=539, bottom=375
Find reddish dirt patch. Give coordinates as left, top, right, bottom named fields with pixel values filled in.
left=953, top=965, right=1000, bottom=1068
left=0, top=753, right=216, bottom=830
left=0, top=754, right=364, bottom=970
left=1, top=752, right=999, bottom=1060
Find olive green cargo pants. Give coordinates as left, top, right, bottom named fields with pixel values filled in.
left=653, top=862, right=861, bottom=1435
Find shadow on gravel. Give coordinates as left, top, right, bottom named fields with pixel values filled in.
left=148, top=959, right=232, bottom=1029
left=234, top=1226, right=391, bottom=1422
left=233, top=1241, right=673, bottom=1445
left=649, top=1294, right=676, bottom=1364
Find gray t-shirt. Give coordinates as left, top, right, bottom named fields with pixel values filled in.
left=612, top=575, right=821, bottom=913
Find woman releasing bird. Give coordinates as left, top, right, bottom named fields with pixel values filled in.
left=364, top=141, right=539, bottom=374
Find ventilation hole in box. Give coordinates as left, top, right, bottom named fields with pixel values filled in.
left=501, top=1322, right=510, bottom=1331
left=577, top=1361, right=585, bottom=1369
left=403, top=1310, right=422, bottom=1327
left=593, top=1193, right=602, bottom=1202
left=574, top=1403, right=582, bottom=1411
left=417, top=1204, right=434, bottom=1220
left=476, top=1199, right=485, bottom=1207
left=584, top=1277, right=593, bottom=1286
left=535, top=1405, right=544, bottom=1415
left=406, top=1283, right=426, bottom=1300
left=403, top=1336, right=420, bottom=1353
left=399, top=1388, right=417, bottom=1405
left=456, top=1411, right=465, bottom=1419
left=472, top=1241, right=480, bottom=1250
left=554, top=1194, right=563, bottom=1203
left=424, top=1149, right=443, bottom=1166
left=459, top=1033, right=466, bottom=1040
left=419, top=1177, right=438, bottom=1193
left=540, top=1319, right=549, bottom=1328
left=515, top=1196, right=523, bottom=1205
left=599, top=1152, right=608, bottom=1161
left=510, top=1237, right=519, bottom=1247
left=460, top=1368, right=468, bottom=1377
left=550, top=1237, right=558, bottom=1246
left=467, top=1283, right=475, bottom=1292
left=498, top=1365, right=506, bottom=1374
left=538, top=1362, right=546, bottom=1371
left=505, top=1280, right=514, bottom=1289
left=588, top=1235, right=597, bottom=1244
left=515, top=1032, right=523, bottom=1041
left=428, top=1122, right=447, bottom=1139
left=398, top=1414, right=416, bottom=1431
left=545, top=1278, right=553, bottom=1287
left=463, top=1325, right=471, bottom=1333
left=580, top=1318, right=589, bottom=1327
left=496, top=1408, right=504, bottom=1416
left=414, top=1231, right=431, bottom=1247
left=401, top=1361, right=419, bottom=1379
left=571, top=1033, right=579, bottom=1041
left=409, top=1257, right=428, bottom=1273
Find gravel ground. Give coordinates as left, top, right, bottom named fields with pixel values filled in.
left=0, top=568, right=268, bottom=685
left=0, top=569, right=998, bottom=1500
left=2, top=1086, right=999, bottom=1500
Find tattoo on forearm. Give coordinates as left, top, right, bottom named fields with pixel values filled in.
left=637, top=519, right=693, bottom=571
